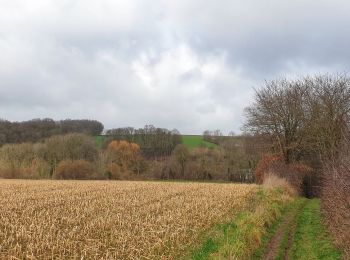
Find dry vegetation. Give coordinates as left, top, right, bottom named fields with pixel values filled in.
left=321, top=140, right=350, bottom=258
left=0, top=180, right=256, bottom=259
left=262, top=174, right=297, bottom=197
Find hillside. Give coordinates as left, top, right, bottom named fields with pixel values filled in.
left=95, top=134, right=218, bottom=149
left=181, top=135, right=217, bottom=149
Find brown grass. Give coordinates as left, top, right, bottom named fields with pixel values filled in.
left=262, top=173, right=298, bottom=196
left=0, top=180, right=256, bottom=259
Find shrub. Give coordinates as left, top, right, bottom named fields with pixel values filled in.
left=30, top=158, right=51, bottom=178
left=146, top=159, right=169, bottom=179
left=53, top=160, right=94, bottom=179
left=0, top=143, right=47, bottom=179
left=42, top=134, right=98, bottom=176
left=0, top=166, right=19, bottom=179
left=322, top=148, right=350, bottom=258
left=254, top=153, right=283, bottom=184
left=106, top=162, right=131, bottom=180
left=171, top=144, right=190, bottom=178
left=255, top=153, right=313, bottom=194
left=107, top=141, right=141, bottom=171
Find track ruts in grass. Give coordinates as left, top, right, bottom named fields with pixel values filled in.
left=262, top=199, right=306, bottom=260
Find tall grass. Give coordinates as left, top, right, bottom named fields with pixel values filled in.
left=191, top=186, right=294, bottom=259
left=262, top=173, right=298, bottom=196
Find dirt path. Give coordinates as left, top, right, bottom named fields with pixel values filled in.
left=263, top=201, right=306, bottom=260
left=283, top=211, right=298, bottom=260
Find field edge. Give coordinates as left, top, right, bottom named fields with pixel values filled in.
left=187, top=187, right=294, bottom=260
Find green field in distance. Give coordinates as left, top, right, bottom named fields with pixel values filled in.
left=95, top=135, right=217, bottom=149
left=181, top=135, right=217, bottom=149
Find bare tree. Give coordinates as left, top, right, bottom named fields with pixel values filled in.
left=245, top=74, right=350, bottom=164
left=172, top=144, right=190, bottom=178
left=244, top=78, right=309, bottom=164
left=305, top=74, right=350, bottom=160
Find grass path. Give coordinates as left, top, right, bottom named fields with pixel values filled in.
left=258, top=198, right=342, bottom=260
left=289, top=199, right=342, bottom=259
left=262, top=200, right=306, bottom=260
left=189, top=193, right=342, bottom=260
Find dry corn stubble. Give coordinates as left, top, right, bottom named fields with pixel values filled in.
left=0, top=180, right=256, bottom=259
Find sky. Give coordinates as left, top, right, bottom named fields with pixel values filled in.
left=1, top=0, right=350, bottom=134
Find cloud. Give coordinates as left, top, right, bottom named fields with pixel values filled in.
left=131, top=44, right=254, bottom=133
left=0, top=0, right=350, bottom=134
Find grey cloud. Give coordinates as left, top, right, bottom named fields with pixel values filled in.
left=0, top=0, right=349, bottom=134
left=163, top=0, right=350, bottom=76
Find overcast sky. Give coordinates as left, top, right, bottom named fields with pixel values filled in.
left=1, top=0, right=350, bottom=134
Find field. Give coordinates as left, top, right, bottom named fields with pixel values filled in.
left=94, top=135, right=217, bottom=149
left=94, top=135, right=105, bottom=147
left=181, top=135, right=217, bottom=149
left=0, top=180, right=255, bottom=259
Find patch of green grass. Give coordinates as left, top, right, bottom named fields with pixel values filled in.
left=189, top=188, right=293, bottom=260
left=94, top=135, right=106, bottom=147
left=192, top=238, right=218, bottom=260
left=95, top=135, right=217, bottom=149
left=289, top=199, right=342, bottom=260
left=181, top=135, right=217, bottom=149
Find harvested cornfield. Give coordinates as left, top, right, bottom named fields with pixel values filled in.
left=0, top=180, right=256, bottom=259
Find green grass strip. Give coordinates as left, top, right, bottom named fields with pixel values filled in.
left=289, top=199, right=342, bottom=260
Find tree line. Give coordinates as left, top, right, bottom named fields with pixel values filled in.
left=245, top=74, right=350, bottom=165
left=244, top=73, right=350, bottom=256
left=105, top=125, right=182, bottom=157
left=0, top=132, right=254, bottom=183
left=0, top=133, right=146, bottom=180
left=0, top=118, right=104, bottom=145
